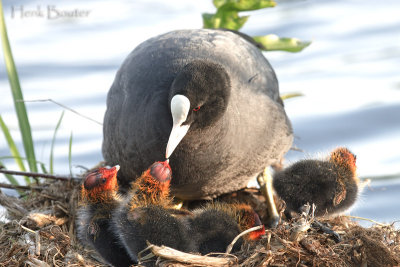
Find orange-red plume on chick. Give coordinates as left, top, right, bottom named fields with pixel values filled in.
left=81, top=165, right=119, bottom=203
left=129, top=161, right=173, bottom=209
left=329, top=147, right=359, bottom=206
left=138, top=161, right=171, bottom=197
left=330, top=147, right=358, bottom=181
left=232, top=203, right=266, bottom=240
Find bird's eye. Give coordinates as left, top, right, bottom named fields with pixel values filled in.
left=101, top=178, right=107, bottom=184
left=193, top=106, right=201, bottom=111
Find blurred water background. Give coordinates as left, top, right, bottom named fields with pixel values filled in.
left=1, top=0, right=399, bottom=226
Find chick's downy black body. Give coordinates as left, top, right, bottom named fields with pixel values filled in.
left=111, top=161, right=195, bottom=265
left=189, top=208, right=242, bottom=255
left=77, top=203, right=133, bottom=267
left=273, top=148, right=359, bottom=217
left=112, top=204, right=195, bottom=264
left=189, top=203, right=265, bottom=255
left=76, top=166, right=133, bottom=267
left=102, top=29, right=293, bottom=199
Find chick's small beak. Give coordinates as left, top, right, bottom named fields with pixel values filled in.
left=166, top=95, right=191, bottom=159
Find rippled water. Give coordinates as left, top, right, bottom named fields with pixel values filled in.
left=1, top=0, right=399, bottom=225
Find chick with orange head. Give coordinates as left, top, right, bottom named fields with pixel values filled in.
left=76, top=165, right=134, bottom=267
left=189, top=202, right=266, bottom=255
left=111, top=161, right=195, bottom=264
left=273, top=147, right=360, bottom=218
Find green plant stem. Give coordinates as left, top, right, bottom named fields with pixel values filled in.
left=0, top=115, right=30, bottom=183
left=68, top=132, right=73, bottom=177
left=50, top=111, right=64, bottom=174
left=0, top=0, right=38, bottom=175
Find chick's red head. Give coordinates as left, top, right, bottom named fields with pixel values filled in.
left=150, top=161, right=172, bottom=183
left=330, top=147, right=357, bottom=176
left=82, top=165, right=119, bottom=201
left=235, top=204, right=266, bottom=240
left=139, top=161, right=172, bottom=198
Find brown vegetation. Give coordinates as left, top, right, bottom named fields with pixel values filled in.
left=0, top=179, right=399, bottom=267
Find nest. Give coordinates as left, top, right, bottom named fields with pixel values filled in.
left=0, top=179, right=399, bottom=267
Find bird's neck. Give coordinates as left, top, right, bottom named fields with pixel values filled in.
left=81, top=186, right=119, bottom=204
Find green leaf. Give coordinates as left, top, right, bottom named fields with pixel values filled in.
left=0, top=115, right=30, bottom=184
left=0, top=0, right=38, bottom=173
left=204, top=0, right=275, bottom=30
left=217, top=11, right=248, bottom=30
left=253, top=34, right=311, bottom=52
left=203, top=0, right=310, bottom=53
left=203, top=11, right=249, bottom=30
left=40, top=162, right=48, bottom=174
left=0, top=156, right=47, bottom=168
left=202, top=13, right=217, bottom=28
left=281, top=92, right=304, bottom=101
left=49, top=111, right=64, bottom=174
left=213, top=0, right=276, bottom=11
left=68, top=132, right=73, bottom=177
left=221, top=12, right=248, bottom=30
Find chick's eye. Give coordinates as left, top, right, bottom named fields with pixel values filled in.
left=193, top=106, right=201, bottom=111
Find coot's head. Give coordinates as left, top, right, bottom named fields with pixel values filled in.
left=166, top=60, right=231, bottom=158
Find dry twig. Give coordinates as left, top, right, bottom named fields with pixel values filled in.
left=148, top=243, right=237, bottom=266
left=0, top=168, right=80, bottom=181
left=225, top=225, right=264, bottom=254
left=0, top=182, right=46, bottom=191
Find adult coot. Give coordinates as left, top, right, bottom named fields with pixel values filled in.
left=102, top=29, right=293, bottom=199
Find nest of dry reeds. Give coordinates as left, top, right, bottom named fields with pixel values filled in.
left=0, top=178, right=399, bottom=267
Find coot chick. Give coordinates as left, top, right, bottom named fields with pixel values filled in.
left=190, top=203, right=265, bottom=255
left=111, top=161, right=195, bottom=264
left=102, top=29, right=293, bottom=199
left=76, top=165, right=134, bottom=267
left=273, top=147, right=359, bottom=217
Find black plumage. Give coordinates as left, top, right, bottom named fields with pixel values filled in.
left=189, top=207, right=242, bottom=255
left=102, top=29, right=293, bottom=199
left=273, top=147, right=359, bottom=217
left=189, top=203, right=265, bottom=255
left=78, top=205, right=134, bottom=267
left=111, top=204, right=195, bottom=264
left=110, top=161, right=195, bottom=264
left=76, top=166, right=133, bottom=267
